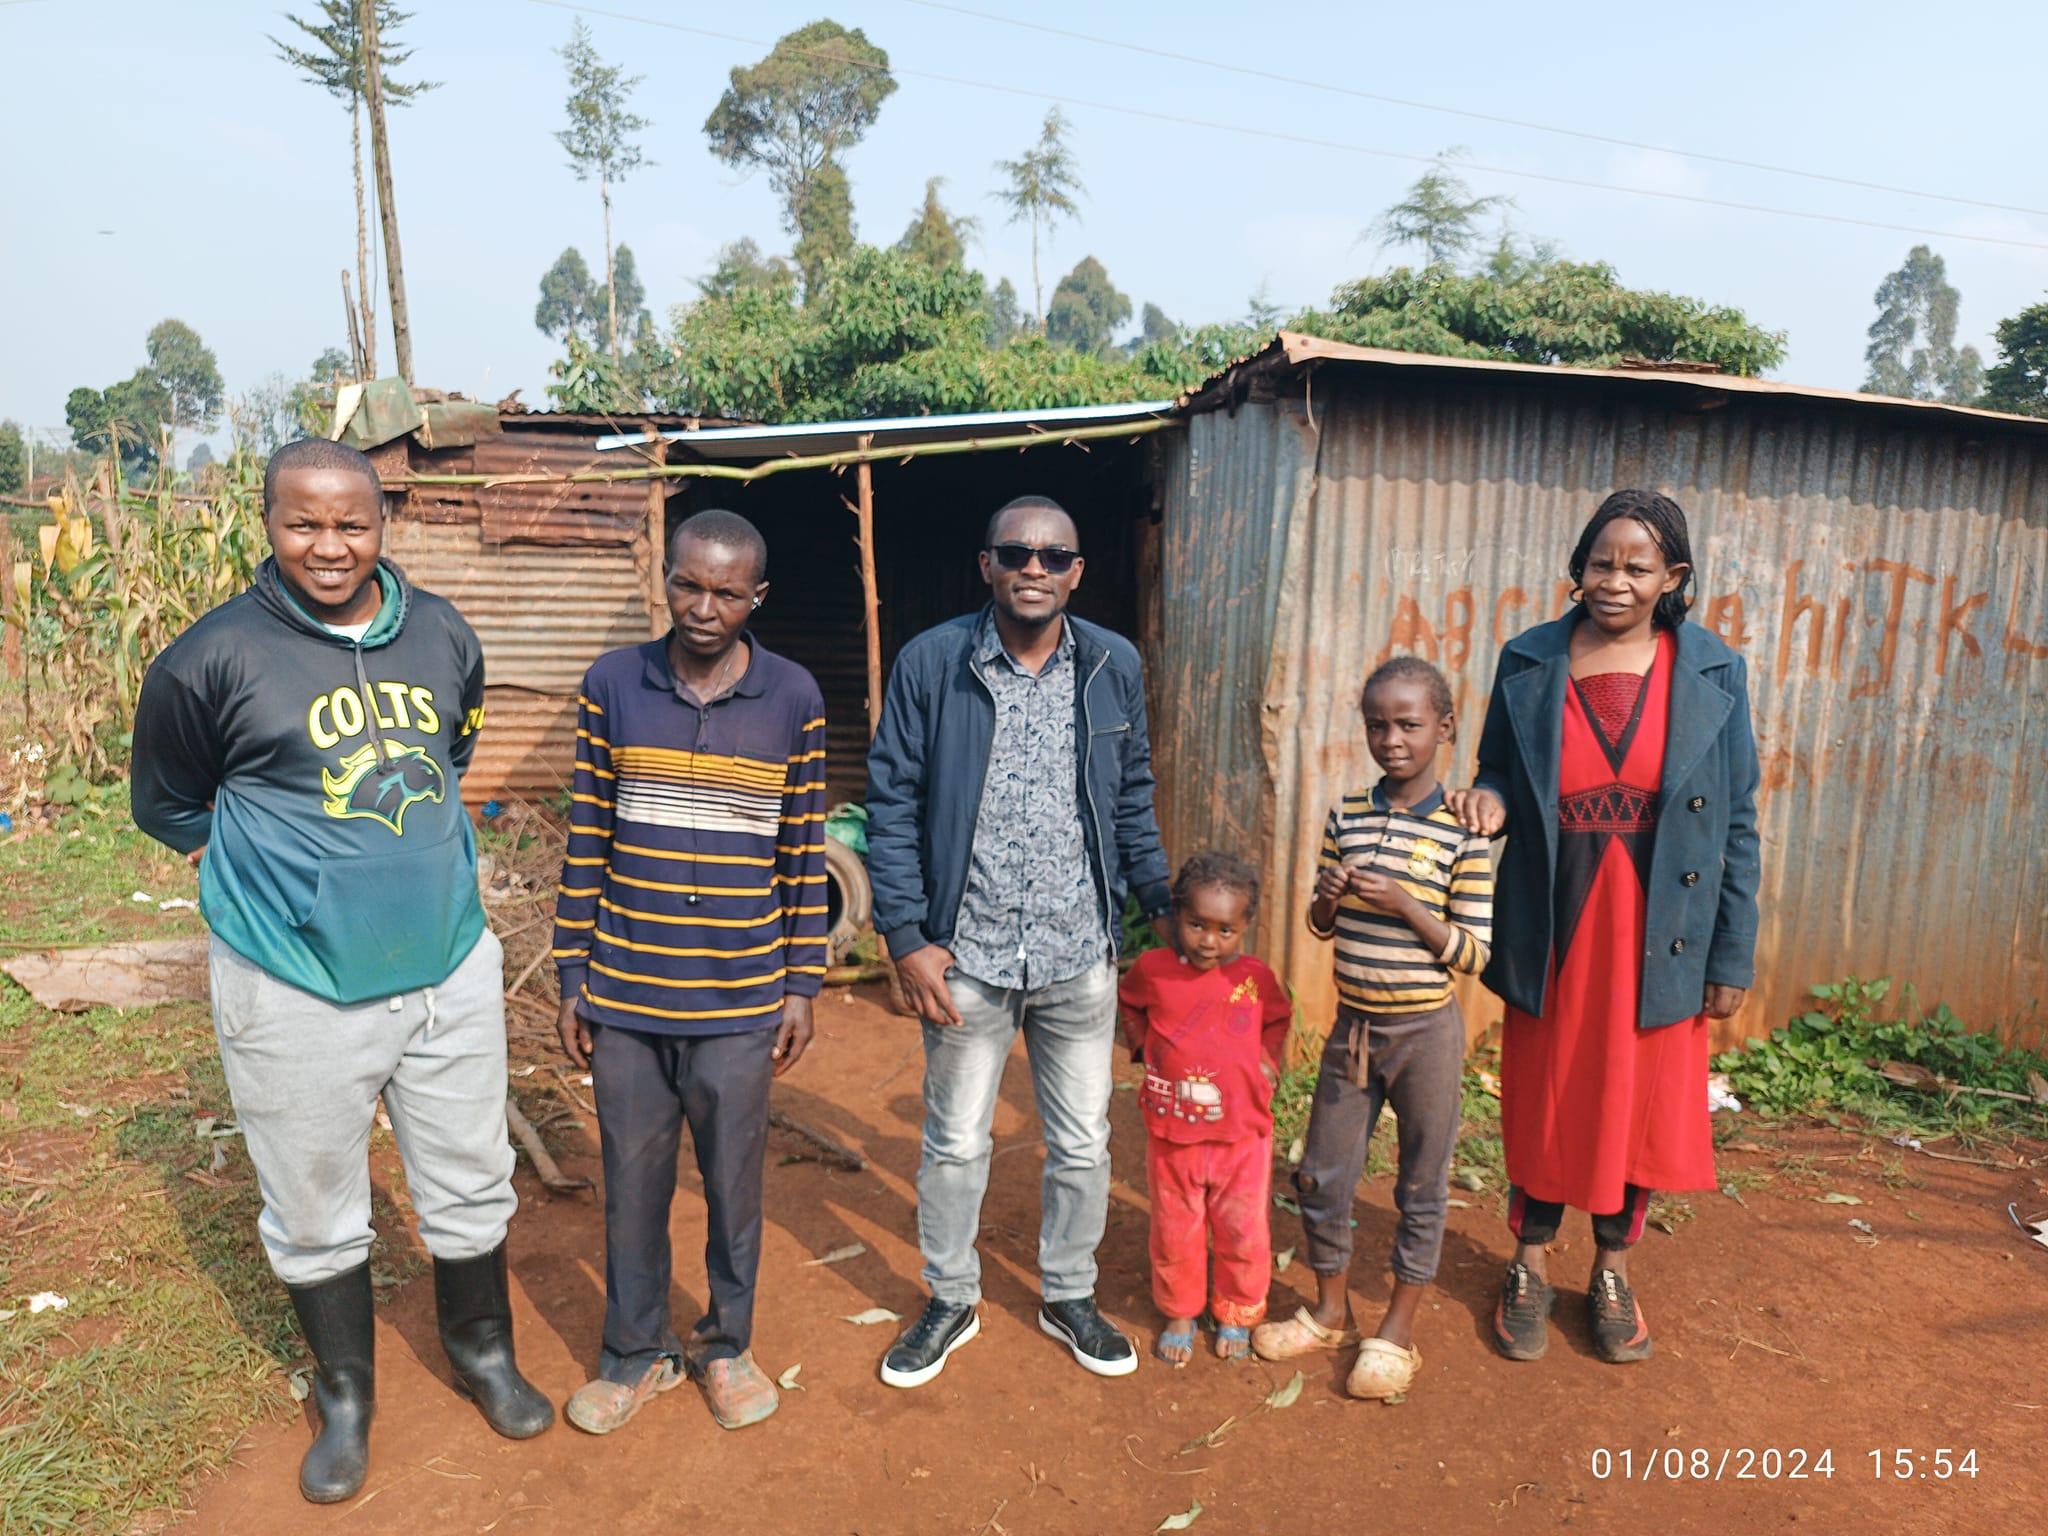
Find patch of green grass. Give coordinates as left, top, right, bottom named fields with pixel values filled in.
left=0, top=820, right=299, bottom=1532
left=1713, top=977, right=2048, bottom=1139
left=0, top=809, right=200, bottom=952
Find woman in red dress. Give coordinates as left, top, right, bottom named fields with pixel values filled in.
left=1448, top=490, right=1761, bottom=1365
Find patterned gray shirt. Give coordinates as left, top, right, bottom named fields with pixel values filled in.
left=949, top=613, right=1109, bottom=990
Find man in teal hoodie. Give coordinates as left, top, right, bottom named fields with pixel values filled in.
left=132, top=438, right=552, bottom=1503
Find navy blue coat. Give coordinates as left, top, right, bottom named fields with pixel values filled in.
left=864, top=607, right=1173, bottom=962
left=1473, top=616, right=1761, bottom=1030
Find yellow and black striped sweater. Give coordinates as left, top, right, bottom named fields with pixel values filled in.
left=1314, top=781, right=1494, bottom=1015
left=551, top=636, right=829, bottom=1032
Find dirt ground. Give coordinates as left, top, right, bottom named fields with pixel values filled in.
left=177, top=985, right=2046, bottom=1535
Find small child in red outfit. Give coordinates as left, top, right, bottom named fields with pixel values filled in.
left=1119, top=852, right=1293, bottom=1366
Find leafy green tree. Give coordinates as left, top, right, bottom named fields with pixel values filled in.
left=704, top=20, right=897, bottom=298
left=898, top=177, right=979, bottom=273
left=699, top=238, right=798, bottom=299
left=1045, top=255, right=1130, bottom=354
left=556, top=19, right=650, bottom=357
left=643, top=244, right=1191, bottom=422
left=537, top=244, right=648, bottom=346
left=796, top=162, right=858, bottom=287
left=1980, top=298, right=2048, bottom=418
left=66, top=371, right=172, bottom=470
left=1370, top=153, right=1509, bottom=267
left=146, top=319, right=224, bottom=455
left=0, top=420, right=25, bottom=495
left=1863, top=245, right=1983, bottom=404
left=1244, top=283, right=1285, bottom=333
left=1138, top=302, right=1178, bottom=347
left=270, top=1, right=435, bottom=378
left=1295, top=260, right=1785, bottom=375
left=233, top=349, right=352, bottom=453
left=984, top=277, right=1023, bottom=347
left=993, top=107, right=1083, bottom=327
left=187, top=442, right=216, bottom=473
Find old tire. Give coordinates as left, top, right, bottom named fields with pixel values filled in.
left=823, top=838, right=872, bottom=965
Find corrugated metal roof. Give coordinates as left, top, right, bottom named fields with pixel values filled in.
left=1150, top=373, right=2048, bottom=1053
left=595, top=400, right=1177, bottom=457
left=1184, top=331, right=2048, bottom=438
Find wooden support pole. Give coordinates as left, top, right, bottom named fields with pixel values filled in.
left=643, top=439, right=669, bottom=637
left=855, top=432, right=882, bottom=741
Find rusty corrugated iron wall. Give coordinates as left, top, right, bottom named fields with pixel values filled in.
left=383, top=423, right=660, bottom=804
left=1152, top=375, right=2048, bottom=1051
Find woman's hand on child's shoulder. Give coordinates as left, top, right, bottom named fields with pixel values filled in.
left=1445, top=786, right=1506, bottom=837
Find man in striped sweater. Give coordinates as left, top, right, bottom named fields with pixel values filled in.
left=551, top=509, right=828, bottom=1436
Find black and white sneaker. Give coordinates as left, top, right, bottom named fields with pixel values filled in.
left=879, top=1298, right=980, bottom=1389
left=1038, top=1297, right=1137, bottom=1378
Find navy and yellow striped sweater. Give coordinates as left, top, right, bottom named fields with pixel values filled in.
left=552, top=635, right=829, bottom=1034
left=1315, top=781, right=1494, bottom=1015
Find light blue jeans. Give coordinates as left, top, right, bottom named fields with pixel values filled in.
left=917, top=959, right=1118, bottom=1307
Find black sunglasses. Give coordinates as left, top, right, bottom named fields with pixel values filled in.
left=989, top=542, right=1081, bottom=575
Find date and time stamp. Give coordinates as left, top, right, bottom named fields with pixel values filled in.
left=1588, top=1447, right=1982, bottom=1483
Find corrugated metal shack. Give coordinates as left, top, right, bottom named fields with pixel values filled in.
left=1146, top=333, right=2048, bottom=1050
left=372, top=400, right=1175, bottom=808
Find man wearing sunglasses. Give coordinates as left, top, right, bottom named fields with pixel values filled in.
left=866, top=494, right=1171, bottom=1388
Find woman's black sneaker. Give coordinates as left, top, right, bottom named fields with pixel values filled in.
left=1492, top=1261, right=1555, bottom=1361
left=1038, top=1297, right=1137, bottom=1377
left=879, top=1298, right=980, bottom=1389
left=1587, top=1269, right=1653, bottom=1363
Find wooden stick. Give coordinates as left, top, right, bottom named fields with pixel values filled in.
left=505, top=1094, right=592, bottom=1194
left=768, top=1108, right=866, bottom=1172
left=854, top=433, right=882, bottom=742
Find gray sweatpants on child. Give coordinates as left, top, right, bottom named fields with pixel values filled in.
left=206, top=928, right=517, bottom=1286
left=1292, top=998, right=1464, bottom=1286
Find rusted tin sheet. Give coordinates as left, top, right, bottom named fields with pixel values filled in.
left=383, top=515, right=655, bottom=803
left=1152, top=373, right=2048, bottom=1052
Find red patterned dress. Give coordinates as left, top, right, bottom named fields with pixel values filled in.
left=1499, top=629, right=1716, bottom=1213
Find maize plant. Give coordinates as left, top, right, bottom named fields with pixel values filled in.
left=3, top=450, right=265, bottom=781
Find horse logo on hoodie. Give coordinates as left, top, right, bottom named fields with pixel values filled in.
left=320, top=741, right=447, bottom=834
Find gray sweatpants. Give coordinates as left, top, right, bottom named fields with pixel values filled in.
left=1292, top=998, right=1464, bottom=1286
left=207, top=928, right=517, bottom=1286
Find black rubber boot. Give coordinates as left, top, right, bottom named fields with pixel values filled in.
left=286, top=1263, right=376, bottom=1504
left=434, top=1243, right=555, bottom=1439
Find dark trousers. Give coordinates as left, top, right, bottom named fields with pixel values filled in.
left=1507, top=1184, right=1652, bottom=1251
left=1293, top=999, right=1465, bottom=1286
left=590, top=1023, right=776, bottom=1383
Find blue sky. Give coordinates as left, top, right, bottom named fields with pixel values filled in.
left=4, top=0, right=2044, bottom=448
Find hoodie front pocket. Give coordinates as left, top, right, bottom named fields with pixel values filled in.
left=294, top=835, right=469, bottom=996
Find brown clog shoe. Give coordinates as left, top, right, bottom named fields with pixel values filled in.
left=699, top=1350, right=780, bottom=1430
left=564, top=1357, right=683, bottom=1436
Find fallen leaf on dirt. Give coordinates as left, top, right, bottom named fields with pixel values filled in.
left=1272, top=1193, right=1302, bottom=1216
left=2030, top=1072, right=2048, bottom=1105
left=841, top=1307, right=902, bottom=1326
left=1285, top=1136, right=1305, bottom=1166
left=1452, top=1168, right=1486, bottom=1192
left=1154, top=1497, right=1202, bottom=1532
left=1904, top=1208, right=1923, bottom=1221
left=801, top=1243, right=867, bottom=1267
left=1848, top=1219, right=1875, bottom=1235
left=1264, top=1371, right=1305, bottom=1410
left=27, top=1293, right=67, bottom=1313
left=1273, top=1246, right=1295, bottom=1273
left=1814, top=1192, right=1864, bottom=1205
left=1445, top=1197, right=1471, bottom=1209
left=157, top=898, right=196, bottom=912
left=193, top=1116, right=216, bottom=1140
left=130, top=891, right=152, bottom=904
left=288, top=1368, right=313, bottom=1402
left=1178, top=1416, right=1235, bottom=1454
left=778, top=1363, right=804, bottom=1391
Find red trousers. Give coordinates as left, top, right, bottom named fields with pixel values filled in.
left=1146, top=1133, right=1272, bottom=1328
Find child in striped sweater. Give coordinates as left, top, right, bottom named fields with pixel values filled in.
left=1252, top=656, right=1493, bottom=1399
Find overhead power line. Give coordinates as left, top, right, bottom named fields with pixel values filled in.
left=899, top=0, right=2048, bottom=222
left=528, top=0, right=2048, bottom=253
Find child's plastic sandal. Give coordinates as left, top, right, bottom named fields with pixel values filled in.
left=1155, top=1328, right=1197, bottom=1367
left=1214, top=1324, right=1252, bottom=1360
